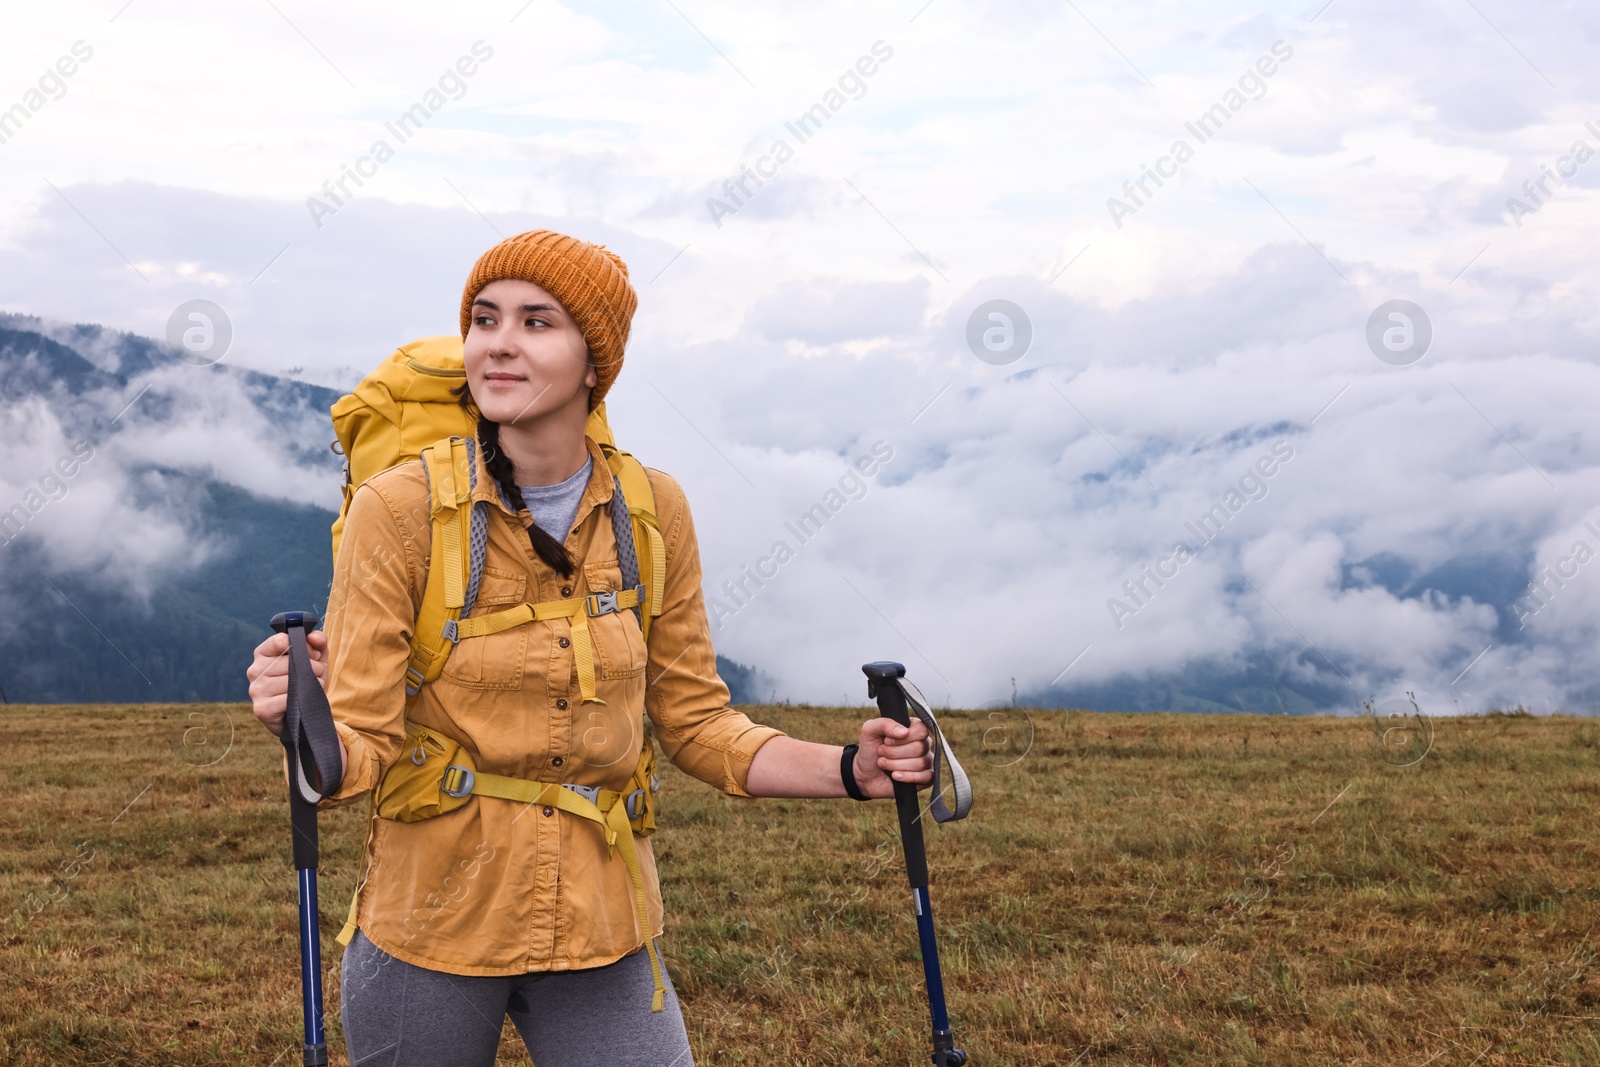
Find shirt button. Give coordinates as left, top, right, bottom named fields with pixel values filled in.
left=542, top=805, right=554, bottom=817
left=551, top=756, right=564, bottom=767
left=556, top=699, right=568, bottom=710
left=558, top=637, right=570, bottom=648
left=561, top=586, right=573, bottom=597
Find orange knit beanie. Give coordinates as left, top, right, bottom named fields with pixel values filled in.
left=459, top=230, right=638, bottom=409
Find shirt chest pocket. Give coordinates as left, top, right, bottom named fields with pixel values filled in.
left=439, top=566, right=528, bottom=690
left=584, top=559, right=646, bottom=680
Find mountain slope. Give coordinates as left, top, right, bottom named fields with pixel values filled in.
left=0, top=316, right=768, bottom=706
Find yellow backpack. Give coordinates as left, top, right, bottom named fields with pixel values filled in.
left=326, top=335, right=672, bottom=1009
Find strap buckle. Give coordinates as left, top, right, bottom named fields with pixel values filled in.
left=563, top=782, right=601, bottom=805
left=586, top=586, right=644, bottom=617
left=624, top=788, right=647, bottom=820
left=441, top=618, right=460, bottom=644
left=441, top=765, right=476, bottom=798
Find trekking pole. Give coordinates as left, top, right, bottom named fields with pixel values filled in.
left=862, top=661, right=973, bottom=1067
left=271, top=611, right=345, bottom=1067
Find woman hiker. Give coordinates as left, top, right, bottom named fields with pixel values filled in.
left=245, top=229, right=936, bottom=1066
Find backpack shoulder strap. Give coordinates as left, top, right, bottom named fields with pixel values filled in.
left=599, top=442, right=666, bottom=642
left=403, top=435, right=476, bottom=706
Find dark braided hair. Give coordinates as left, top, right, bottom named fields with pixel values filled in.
left=450, top=381, right=576, bottom=578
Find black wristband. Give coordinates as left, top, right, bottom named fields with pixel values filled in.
left=840, top=743, right=870, bottom=801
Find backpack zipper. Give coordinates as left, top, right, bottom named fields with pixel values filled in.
left=405, top=358, right=466, bottom=377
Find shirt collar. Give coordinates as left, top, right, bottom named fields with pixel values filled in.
left=470, top=434, right=613, bottom=525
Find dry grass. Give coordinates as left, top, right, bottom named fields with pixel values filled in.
left=1, top=702, right=1598, bottom=1065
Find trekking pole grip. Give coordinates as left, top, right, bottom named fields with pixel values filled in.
left=863, top=661, right=929, bottom=888
left=271, top=610, right=343, bottom=869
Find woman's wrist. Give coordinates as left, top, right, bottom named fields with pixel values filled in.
left=747, top=735, right=860, bottom=798
left=839, top=743, right=870, bottom=801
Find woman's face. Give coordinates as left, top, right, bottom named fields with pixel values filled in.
left=464, top=278, right=597, bottom=426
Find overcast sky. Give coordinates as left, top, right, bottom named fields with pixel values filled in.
left=3, top=0, right=1599, bottom=711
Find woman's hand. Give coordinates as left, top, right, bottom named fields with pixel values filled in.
left=245, top=629, right=327, bottom=738
left=853, top=716, right=934, bottom=799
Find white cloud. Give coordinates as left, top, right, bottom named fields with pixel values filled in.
left=2, top=0, right=1598, bottom=711
left=0, top=393, right=224, bottom=604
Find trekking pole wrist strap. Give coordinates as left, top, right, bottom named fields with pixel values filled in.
left=840, top=743, right=871, bottom=801
left=896, top=678, right=973, bottom=823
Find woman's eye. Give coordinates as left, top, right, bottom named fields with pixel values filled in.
left=526, top=317, right=548, bottom=329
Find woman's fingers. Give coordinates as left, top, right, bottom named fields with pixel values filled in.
left=863, top=717, right=928, bottom=744
left=875, top=719, right=934, bottom=783
left=248, top=630, right=326, bottom=663
left=878, top=735, right=929, bottom=758
left=245, top=627, right=330, bottom=740
left=854, top=716, right=935, bottom=789
left=878, top=736, right=931, bottom=762
left=245, top=633, right=285, bottom=680
left=245, top=630, right=318, bottom=737
left=249, top=633, right=326, bottom=678
left=305, top=630, right=328, bottom=677
left=876, top=767, right=934, bottom=783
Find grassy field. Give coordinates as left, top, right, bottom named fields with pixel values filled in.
left=1, top=702, right=1598, bottom=1066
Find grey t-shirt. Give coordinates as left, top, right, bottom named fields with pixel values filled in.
left=518, top=455, right=593, bottom=544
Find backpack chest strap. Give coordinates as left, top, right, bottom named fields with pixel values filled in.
left=443, top=586, right=644, bottom=705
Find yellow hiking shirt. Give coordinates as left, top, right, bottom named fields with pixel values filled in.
left=319, top=434, right=786, bottom=975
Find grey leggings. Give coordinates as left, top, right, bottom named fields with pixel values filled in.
left=339, top=930, right=694, bottom=1066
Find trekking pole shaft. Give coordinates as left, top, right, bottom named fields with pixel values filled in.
left=913, top=886, right=952, bottom=1033
left=298, top=868, right=329, bottom=1066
